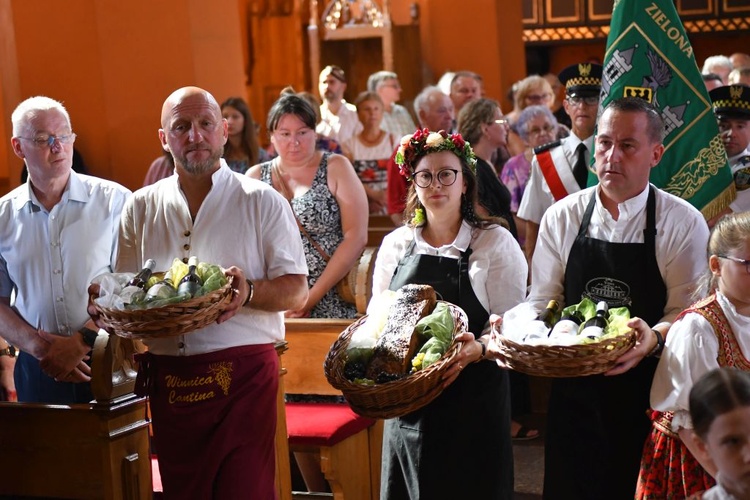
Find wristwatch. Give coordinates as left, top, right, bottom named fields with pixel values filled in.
left=79, top=327, right=98, bottom=349
left=243, top=279, right=255, bottom=307
left=0, top=345, right=16, bottom=358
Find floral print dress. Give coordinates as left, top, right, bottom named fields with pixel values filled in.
left=260, top=152, right=357, bottom=319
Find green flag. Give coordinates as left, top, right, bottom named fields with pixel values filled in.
left=600, top=0, right=735, bottom=219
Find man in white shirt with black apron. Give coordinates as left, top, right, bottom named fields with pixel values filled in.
left=527, top=97, right=709, bottom=499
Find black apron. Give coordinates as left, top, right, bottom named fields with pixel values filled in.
left=380, top=239, right=513, bottom=500
left=543, top=187, right=665, bottom=500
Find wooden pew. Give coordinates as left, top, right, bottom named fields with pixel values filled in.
left=281, top=319, right=383, bottom=500
left=0, top=335, right=151, bottom=500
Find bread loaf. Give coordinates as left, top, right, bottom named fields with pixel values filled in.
left=366, top=284, right=437, bottom=381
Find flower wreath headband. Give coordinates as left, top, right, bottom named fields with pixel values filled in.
left=394, top=128, right=478, bottom=180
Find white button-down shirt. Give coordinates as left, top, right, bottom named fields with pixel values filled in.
left=0, top=173, right=131, bottom=336
left=117, top=161, right=308, bottom=355
left=371, top=221, right=528, bottom=318
left=517, top=132, right=594, bottom=224
left=317, top=100, right=363, bottom=145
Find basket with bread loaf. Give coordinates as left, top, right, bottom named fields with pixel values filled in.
left=324, top=284, right=469, bottom=419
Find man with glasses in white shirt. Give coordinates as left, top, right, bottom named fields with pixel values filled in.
left=0, top=96, right=131, bottom=403
left=518, top=62, right=603, bottom=261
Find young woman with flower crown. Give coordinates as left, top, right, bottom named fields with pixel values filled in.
left=370, top=128, right=527, bottom=499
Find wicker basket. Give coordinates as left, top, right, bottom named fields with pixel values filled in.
left=93, top=277, right=234, bottom=340
left=324, top=301, right=469, bottom=419
left=492, top=327, right=637, bottom=377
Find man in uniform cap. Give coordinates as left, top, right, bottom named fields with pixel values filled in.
left=518, top=62, right=603, bottom=261
left=317, top=65, right=362, bottom=144
left=709, top=84, right=750, bottom=218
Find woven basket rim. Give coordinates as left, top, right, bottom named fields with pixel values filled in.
left=324, top=300, right=469, bottom=419
left=492, top=327, right=637, bottom=377
left=93, top=276, right=234, bottom=340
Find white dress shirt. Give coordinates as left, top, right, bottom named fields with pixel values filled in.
left=528, top=184, right=709, bottom=332
left=517, top=132, right=593, bottom=224
left=117, top=160, right=308, bottom=355
left=650, top=292, right=750, bottom=431
left=371, top=221, right=528, bottom=319
left=317, top=100, right=363, bottom=145
left=0, top=173, right=131, bottom=336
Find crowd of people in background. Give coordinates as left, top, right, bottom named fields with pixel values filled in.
left=4, top=49, right=750, bottom=499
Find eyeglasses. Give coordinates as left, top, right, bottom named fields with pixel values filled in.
left=494, top=119, right=509, bottom=126
left=567, top=96, right=599, bottom=107
left=528, top=124, right=555, bottom=136
left=382, top=83, right=402, bottom=90
left=413, top=168, right=459, bottom=188
left=717, top=254, right=750, bottom=273
left=18, top=133, right=76, bottom=149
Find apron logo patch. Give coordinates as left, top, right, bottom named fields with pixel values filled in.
left=164, top=361, right=234, bottom=404
left=583, top=277, right=632, bottom=307
left=209, top=361, right=233, bottom=396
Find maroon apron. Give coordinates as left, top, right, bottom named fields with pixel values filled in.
left=136, top=344, right=279, bottom=499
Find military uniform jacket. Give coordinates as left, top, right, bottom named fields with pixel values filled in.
left=517, top=133, right=593, bottom=225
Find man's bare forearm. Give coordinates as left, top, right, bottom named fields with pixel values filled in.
left=0, top=298, right=46, bottom=358
left=249, top=274, right=308, bottom=312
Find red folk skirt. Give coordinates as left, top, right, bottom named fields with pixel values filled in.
left=636, top=411, right=715, bottom=499
left=136, top=344, right=279, bottom=500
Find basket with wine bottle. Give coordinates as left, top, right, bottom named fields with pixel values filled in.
left=92, top=257, right=234, bottom=340
left=492, top=299, right=636, bottom=377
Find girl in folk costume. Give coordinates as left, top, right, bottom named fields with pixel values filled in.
left=637, top=212, right=750, bottom=498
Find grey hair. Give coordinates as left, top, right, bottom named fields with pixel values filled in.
left=413, top=85, right=444, bottom=119
left=367, top=71, right=398, bottom=92
left=515, top=105, right=557, bottom=142
left=702, top=55, right=733, bottom=75
left=11, top=96, right=71, bottom=137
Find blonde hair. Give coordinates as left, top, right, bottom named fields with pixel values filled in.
left=695, top=212, right=750, bottom=298
left=513, top=75, right=553, bottom=111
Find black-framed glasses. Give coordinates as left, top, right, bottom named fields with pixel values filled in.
left=413, top=168, right=459, bottom=188
left=718, top=254, right=750, bottom=273
left=567, top=96, right=599, bottom=107
left=18, top=133, right=76, bottom=149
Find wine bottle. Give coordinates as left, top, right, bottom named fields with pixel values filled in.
left=126, top=259, right=156, bottom=290
left=537, top=300, right=561, bottom=328
left=524, top=300, right=561, bottom=342
left=146, top=271, right=177, bottom=300
left=580, top=301, right=609, bottom=339
left=177, top=256, right=203, bottom=297
left=549, top=309, right=585, bottom=338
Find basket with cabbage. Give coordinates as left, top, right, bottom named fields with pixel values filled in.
left=492, top=298, right=637, bottom=377
left=324, top=284, right=470, bottom=419
left=92, top=258, right=233, bottom=339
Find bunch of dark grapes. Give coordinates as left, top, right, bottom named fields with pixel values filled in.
left=375, top=372, right=404, bottom=384
left=343, top=361, right=367, bottom=381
